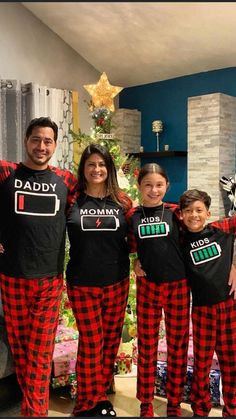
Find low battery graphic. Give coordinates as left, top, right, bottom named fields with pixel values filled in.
left=81, top=215, right=120, bottom=231
left=15, top=191, right=60, bottom=216
left=190, top=242, right=221, bottom=265
left=138, top=222, right=169, bottom=238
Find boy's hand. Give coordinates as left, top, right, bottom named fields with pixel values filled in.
left=220, top=175, right=236, bottom=193
left=228, top=264, right=236, bottom=299
left=134, top=259, right=146, bottom=277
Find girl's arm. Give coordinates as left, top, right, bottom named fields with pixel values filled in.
left=134, top=258, right=146, bottom=277
left=126, top=207, right=147, bottom=277
left=228, top=264, right=236, bottom=299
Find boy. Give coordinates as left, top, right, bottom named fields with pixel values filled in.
left=179, top=189, right=236, bottom=417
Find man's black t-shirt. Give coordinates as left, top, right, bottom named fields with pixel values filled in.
left=0, top=161, right=77, bottom=278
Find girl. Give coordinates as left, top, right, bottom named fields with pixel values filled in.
left=127, top=163, right=190, bottom=417
left=66, top=144, right=132, bottom=417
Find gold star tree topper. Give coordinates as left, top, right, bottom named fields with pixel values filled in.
left=84, top=72, right=123, bottom=112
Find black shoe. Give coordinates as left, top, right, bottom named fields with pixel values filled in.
left=74, top=401, right=116, bottom=417
left=95, top=401, right=116, bottom=417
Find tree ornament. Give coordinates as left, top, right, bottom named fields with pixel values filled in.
left=84, top=72, right=123, bottom=112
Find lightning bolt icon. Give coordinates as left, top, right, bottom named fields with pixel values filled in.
left=96, top=217, right=102, bottom=228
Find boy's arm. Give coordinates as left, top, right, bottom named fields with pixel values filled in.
left=211, top=214, right=236, bottom=235
left=220, top=174, right=236, bottom=216
left=211, top=215, right=236, bottom=298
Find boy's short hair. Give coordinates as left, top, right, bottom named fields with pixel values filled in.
left=179, top=189, right=211, bottom=210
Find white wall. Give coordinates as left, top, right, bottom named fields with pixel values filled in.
left=0, top=3, right=100, bottom=133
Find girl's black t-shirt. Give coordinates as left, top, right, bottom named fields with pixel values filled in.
left=127, top=203, right=186, bottom=283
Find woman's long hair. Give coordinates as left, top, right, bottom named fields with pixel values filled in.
left=78, top=143, right=132, bottom=210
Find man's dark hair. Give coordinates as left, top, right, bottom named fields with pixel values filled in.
left=179, top=189, right=211, bottom=210
left=25, top=117, right=58, bottom=141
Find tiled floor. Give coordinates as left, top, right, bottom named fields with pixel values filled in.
left=0, top=372, right=223, bottom=417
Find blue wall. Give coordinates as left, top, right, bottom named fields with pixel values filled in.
left=119, top=67, right=236, bottom=202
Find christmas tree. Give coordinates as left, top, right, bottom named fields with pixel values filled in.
left=70, top=101, right=140, bottom=203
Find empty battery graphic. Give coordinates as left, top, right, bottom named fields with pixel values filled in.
left=81, top=215, right=120, bottom=231
left=138, top=222, right=169, bottom=238
left=190, top=242, right=221, bottom=265
left=15, top=191, right=60, bottom=216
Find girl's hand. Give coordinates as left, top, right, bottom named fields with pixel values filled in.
left=0, top=243, right=4, bottom=253
left=228, top=264, right=236, bottom=299
left=134, top=258, right=146, bottom=277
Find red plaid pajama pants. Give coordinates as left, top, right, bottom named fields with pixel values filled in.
left=191, top=297, right=236, bottom=417
left=0, top=274, right=63, bottom=417
left=136, top=276, right=190, bottom=417
left=67, top=277, right=129, bottom=415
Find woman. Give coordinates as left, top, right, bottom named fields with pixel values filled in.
left=66, top=143, right=132, bottom=417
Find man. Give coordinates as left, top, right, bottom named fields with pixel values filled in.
left=0, top=117, right=77, bottom=416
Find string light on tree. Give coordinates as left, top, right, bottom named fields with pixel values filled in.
left=69, top=71, right=141, bottom=203
left=84, top=72, right=123, bottom=112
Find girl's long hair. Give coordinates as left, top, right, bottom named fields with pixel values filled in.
left=137, top=163, right=169, bottom=185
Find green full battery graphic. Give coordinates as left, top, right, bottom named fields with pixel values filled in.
left=138, top=222, right=169, bottom=238
left=190, top=242, right=221, bottom=265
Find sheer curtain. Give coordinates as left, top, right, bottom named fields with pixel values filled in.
left=0, top=81, right=77, bottom=378
left=0, top=80, right=25, bottom=161
left=0, top=79, right=76, bottom=170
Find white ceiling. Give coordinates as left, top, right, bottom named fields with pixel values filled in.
left=22, top=2, right=236, bottom=87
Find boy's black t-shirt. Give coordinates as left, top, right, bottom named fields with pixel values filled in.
left=66, top=192, right=131, bottom=287
left=181, top=216, right=236, bottom=306
left=127, top=203, right=186, bottom=283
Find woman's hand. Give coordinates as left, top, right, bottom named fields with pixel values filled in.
left=0, top=243, right=4, bottom=253
left=134, top=258, right=146, bottom=277
left=228, top=264, right=236, bottom=299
